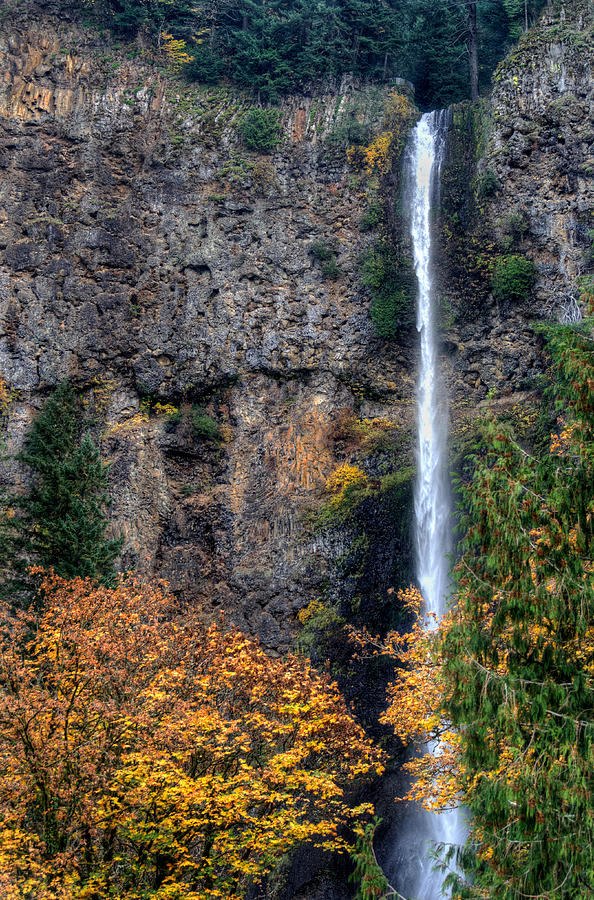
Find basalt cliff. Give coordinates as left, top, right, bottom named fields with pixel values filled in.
left=0, top=2, right=592, bottom=892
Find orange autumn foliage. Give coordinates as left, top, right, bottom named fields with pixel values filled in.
left=378, top=590, right=461, bottom=813
left=347, top=90, right=417, bottom=177
left=346, top=587, right=463, bottom=814
left=161, top=31, right=194, bottom=69
left=377, top=391, right=594, bottom=897
left=0, top=572, right=383, bottom=900
left=325, top=463, right=369, bottom=507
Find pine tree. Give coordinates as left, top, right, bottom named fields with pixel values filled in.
left=16, top=382, right=122, bottom=586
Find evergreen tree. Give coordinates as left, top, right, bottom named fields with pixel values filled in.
left=16, top=382, right=122, bottom=586
left=0, top=448, right=22, bottom=604
left=72, top=0, right=548, bottom=108
left=440, top=319, right=594, bottom=898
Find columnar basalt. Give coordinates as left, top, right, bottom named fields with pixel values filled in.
left=437, top=0, right=593, bottom=407
left=0, top=1, right=592, bottom=649
left=0, top=2, right=417, bottom=648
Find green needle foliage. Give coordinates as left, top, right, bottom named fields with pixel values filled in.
left=350, top=819, right=394, bottom=900
left=491, top=254, right=537, bottom=304
left=0, top=450, right=22, bottom=605
left=16, top=382, right=122, bottom=586
left=239, top=108, right=282, bottom=153
left=442, top=319, right=594, bottom=898
left=74, top=0, right=547, bottom=109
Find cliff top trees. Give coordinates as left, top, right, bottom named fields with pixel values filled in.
left=74, top=0, right=547, bottom=107
left=0, top=572, right=384, bottom=899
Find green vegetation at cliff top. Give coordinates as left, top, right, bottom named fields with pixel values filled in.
left=74, top=0, right=547, bottom=108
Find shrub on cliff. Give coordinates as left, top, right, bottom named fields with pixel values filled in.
left=239, top=108, right=282, bottom=153
left=491, top=253, right=536, bottom=303
left=310, top=240, right=341, bottom=279
left=190, top=404, right=222, bottom=442
left=361, top=243, right=415, bottom=338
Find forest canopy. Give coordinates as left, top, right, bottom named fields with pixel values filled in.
left=78, top=0, right=548, bottom=107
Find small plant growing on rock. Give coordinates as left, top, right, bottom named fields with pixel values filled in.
left=333, top=412, right=399, bottom=453
left=325, top=464, right=368, bottom=508
left=239, top=108, right=282, bottom=153
left=310, top=241, right=329, bottom=258
left=498, top=209, right=529, bottom=250
left=360, top=199, right=383, bottom=232
left=326, top=116, right=372, bottom=147
left=191, top=405, right=222, bottom=442
left=491, top=254, right=537, bottom=303
left=478, top=168, right=498, bottom=197
left=310, top=241, right=341, bottom=279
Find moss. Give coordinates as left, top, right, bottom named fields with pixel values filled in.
left=296, top=598, right=346, bottom=657
left=478, top=168, right=498, bottom=197
left=361, top=242, right=415, bottom=338
left=308, top=465, right=414, bottom=532
left=215, top=153, right=255, bottom=184
left=360, top=199, right=383, bottom=231
left=497, top=209, right=529, bottom=250
left=325, top=85, right=387, bottom=148
left=298, top=464, right=414, bottom=680
left=332, top=411, right=400, bottom=453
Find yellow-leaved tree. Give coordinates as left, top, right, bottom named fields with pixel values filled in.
left=0, top=572, right=384, bottom=900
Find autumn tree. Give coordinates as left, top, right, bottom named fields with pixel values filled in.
left=0, top=571, right=384, bottom=899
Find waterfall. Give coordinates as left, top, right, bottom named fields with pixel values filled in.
left=412, top=110, right=451, bottom=622
left=390, top=110, right=466, bottom=900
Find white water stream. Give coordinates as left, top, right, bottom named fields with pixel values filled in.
left=412, top=110, right=451, bottom=625
left=392, top=110, right=466, bottom=899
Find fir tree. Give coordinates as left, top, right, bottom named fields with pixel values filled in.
left=440, top=318, right=594, bottom=898
left=16, top=382, right=122, bottom=585
left=0, top=448, right=22, bottom=604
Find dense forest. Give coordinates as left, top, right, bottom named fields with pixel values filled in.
left=79, top=0, right=548, bottom=106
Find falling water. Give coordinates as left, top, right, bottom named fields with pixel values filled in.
left=391, top=110, right=466, bottom=899
left=412, top=111, right=451, bottom=622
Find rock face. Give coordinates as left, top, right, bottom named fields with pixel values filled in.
left=0, top=0, right=416, bottom=648
left=0, top=0, right=592, bottom=648
left=437, top=0, right=593, bottom=408
left=0, top=0, right=592, bottom=897
left=489, top=0, right=593, bottom=320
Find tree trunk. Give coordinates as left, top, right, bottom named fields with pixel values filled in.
left=467, top=0, right=479, bottom=101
